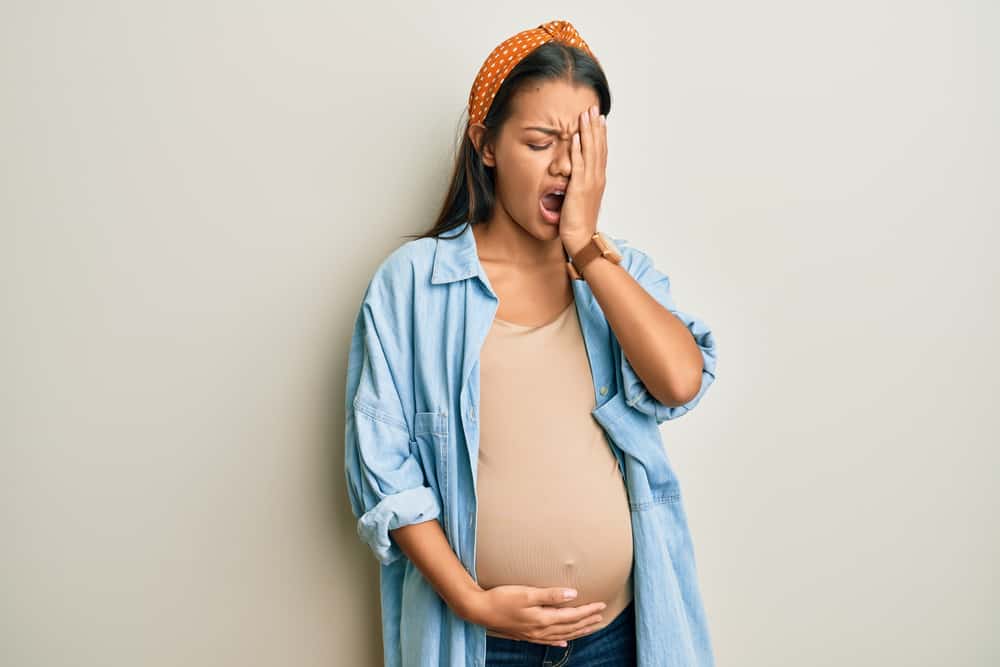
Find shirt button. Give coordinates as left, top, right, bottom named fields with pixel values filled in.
left=600, top=385, right=608, bottom=396
left=468, top=406, right=475, bottom=419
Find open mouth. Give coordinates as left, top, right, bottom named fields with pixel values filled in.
left=540, top=191, right=564, bottom=223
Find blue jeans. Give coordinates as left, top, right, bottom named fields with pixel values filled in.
left=485, top=599, right=636, bottom=666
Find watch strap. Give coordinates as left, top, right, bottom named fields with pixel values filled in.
left=568, top=234, right=603, bottom=280
left=566, top=233, right=621, bottom=280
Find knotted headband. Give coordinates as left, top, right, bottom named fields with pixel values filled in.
left=467, top=19, right=599, bottom=127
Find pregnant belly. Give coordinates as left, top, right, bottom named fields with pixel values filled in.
left=474, top=497, right=634, bottom=613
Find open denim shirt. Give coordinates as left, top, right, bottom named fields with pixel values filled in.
left=344, top=223, right=718, bottom=666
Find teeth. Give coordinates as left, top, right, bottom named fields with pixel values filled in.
left=553, top=190, right=564, bottom=196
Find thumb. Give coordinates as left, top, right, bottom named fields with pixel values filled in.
left=541, top=587, right=578, bottom=605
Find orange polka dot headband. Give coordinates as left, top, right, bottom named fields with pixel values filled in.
left=467, top=20, right=599, bottom=127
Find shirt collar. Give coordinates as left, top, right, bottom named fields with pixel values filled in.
left=430, top=222, right=484, bottom=285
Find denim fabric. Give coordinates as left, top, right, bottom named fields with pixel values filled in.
left=485, top=599, right=636, bottom=666
left=344, top=222, right=718, bottom=666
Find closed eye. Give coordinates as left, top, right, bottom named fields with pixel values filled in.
left=528, top=143, right=552, bottom=151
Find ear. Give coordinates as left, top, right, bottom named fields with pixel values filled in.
left=467, top=123, right=497, bottom=168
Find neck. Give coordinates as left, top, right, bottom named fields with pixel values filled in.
left=472, top=215, right=565, bottom=266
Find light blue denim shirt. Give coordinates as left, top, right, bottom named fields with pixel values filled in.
left=344, top=222, right=718, bottom=667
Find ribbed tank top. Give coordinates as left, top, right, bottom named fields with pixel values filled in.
left=475, top=299, right=634, bottom=638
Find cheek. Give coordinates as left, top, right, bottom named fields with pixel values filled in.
left=496, top=153, right=543, bottom=196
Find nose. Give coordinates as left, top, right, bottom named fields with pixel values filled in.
left=551, top=138, right=572, bottom=177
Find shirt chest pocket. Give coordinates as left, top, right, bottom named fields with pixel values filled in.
left=412, top=410, right=451, bottom=531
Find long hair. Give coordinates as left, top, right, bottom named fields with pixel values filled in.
left=401, top=41, right=611, bottom=242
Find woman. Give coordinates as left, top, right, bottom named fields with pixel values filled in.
left=345, top=20, right=719, bottom=667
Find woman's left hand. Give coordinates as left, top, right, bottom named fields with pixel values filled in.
left=559, top=104, right=607, bottom=257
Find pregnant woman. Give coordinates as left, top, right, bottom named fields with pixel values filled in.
left=344, top=19, right=719, bottom=667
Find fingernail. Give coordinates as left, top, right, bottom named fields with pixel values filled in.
left=600, top=114, right=606, bottom=126
left=563, top=589, right=578, bottom=599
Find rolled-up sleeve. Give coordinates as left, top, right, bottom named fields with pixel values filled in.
left=344, top=297, right=441, bottom=566
left=618, top=242, right=718, bottom=424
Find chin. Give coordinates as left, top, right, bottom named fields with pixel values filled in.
left=532, top=211, right=560, bottom=234
left=530, top=218, right=560, bottom=239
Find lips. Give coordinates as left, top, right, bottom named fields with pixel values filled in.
left=541, top=192, right=564, bottom=212
left=541, top=183, right=569, bottom=199
left=539, top=183, right=568, bottom=224
left=540, top=183, right=567, bottom=211
left=539, top=197, right=561, bottom=223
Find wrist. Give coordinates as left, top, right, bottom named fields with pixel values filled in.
left=563, top=232, right=595, bottom=258
left=450, top=580, right=486, bottom=624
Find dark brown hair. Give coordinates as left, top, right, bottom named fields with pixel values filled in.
left=401, top=41, right=611, bottom=242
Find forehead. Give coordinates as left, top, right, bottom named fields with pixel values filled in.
left=510, top=79, right=600, bottom=129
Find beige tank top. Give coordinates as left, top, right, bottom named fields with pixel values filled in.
left=475, top=299, right=634, bottom=637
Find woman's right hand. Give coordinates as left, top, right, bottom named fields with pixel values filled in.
left=463, top=585, right=608, bottom=647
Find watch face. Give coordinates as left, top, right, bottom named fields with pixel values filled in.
left=595, top=232, right=623, bottom=263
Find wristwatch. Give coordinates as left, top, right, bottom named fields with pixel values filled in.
left=566, top=231, right=623, bottom=280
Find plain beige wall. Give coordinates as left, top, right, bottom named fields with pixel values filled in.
left=3, top=2, right=997, bottom=666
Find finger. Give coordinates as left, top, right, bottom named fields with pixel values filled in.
left=492, top=631, right=567, bottom=648
left=547, top=616, right=607, bottom=641
left=541, top=612, right=605, bottom=638
left=599, top=113, right=607, bottom=170
left=535, top=587, right=580, bottom=607
left=537, top=638, right=570, bottom=647
left=589, top=105, right=601, bottom=170
left=571, top=130, right=581, bottom=179
left=550, top=600, right=608, bottom=622
left=590, top=106, right=602, bottom=173
left=580, top=108, right=593, bottom=177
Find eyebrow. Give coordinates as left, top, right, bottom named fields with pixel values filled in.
left=522, top=125, right=575, bottom=137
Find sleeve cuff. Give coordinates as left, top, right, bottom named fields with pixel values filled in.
left=621, top=307, right=718, bottom=425
left=356, top=485, right=443, bottom=566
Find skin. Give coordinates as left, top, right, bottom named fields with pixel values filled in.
left=466, top=78, right=704, bottom=406
left=467, top=78, right=605, bottom=326
left=389, top=78, right=706, bottom=648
